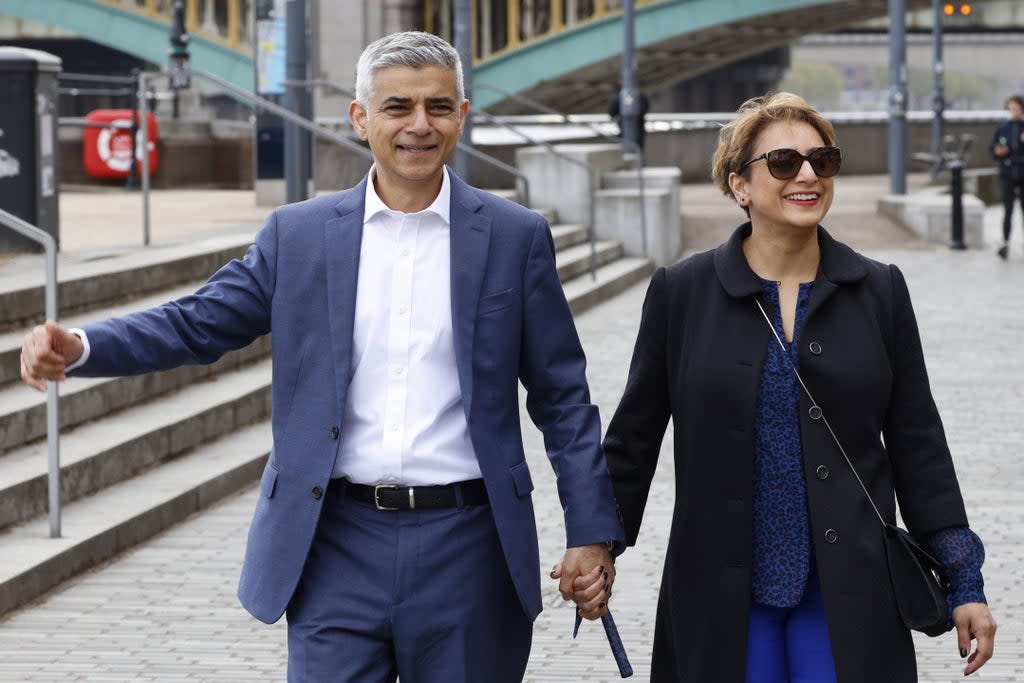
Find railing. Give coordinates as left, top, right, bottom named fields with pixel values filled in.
left=134, top=69, right=375, bottom=243
left=0, top=210, right=61, bottom=538
left=95, top=0, right=252, bottom=51
left=424, top=0, right=662, bottom=63
left=475, top=82, right=647, bottom=258
left=284, top=79, right=532, bottom=207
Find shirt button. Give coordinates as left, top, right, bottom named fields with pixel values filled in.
left=398, top=306, right=408, bottom=316
left=330, top=426, right=339, bottom=439
left=824, top=528, right=839, bottom=544
left=311, top=486, right=323, bottom=500
left=390, top=424, right=400, bottom=432
left=816, top=465, right=829, bottom=480
left=392, top=365, right=405, bottom=377
left=400, top=248, right=410, bottom=257
left=809, top=341, right=822, bottom=355
left=808, top=405, right=823, bottom=420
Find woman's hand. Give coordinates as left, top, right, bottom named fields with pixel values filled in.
left=952, top=602, right=996, bottom=676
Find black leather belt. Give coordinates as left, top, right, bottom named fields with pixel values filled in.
left=330, top=478, right=489, bottom=510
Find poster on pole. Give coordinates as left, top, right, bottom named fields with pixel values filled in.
left=256, top=0, right=287, bottom=95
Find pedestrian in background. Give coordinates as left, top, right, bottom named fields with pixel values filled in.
left=597, top=92, right=996, bottom=682
left=20, top=30, right=623, bottom=683
left=993, top=93, right=1024, bottom=260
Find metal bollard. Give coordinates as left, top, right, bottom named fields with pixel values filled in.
left=949, top=160, right=966, bottom=250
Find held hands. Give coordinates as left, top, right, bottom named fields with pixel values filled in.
left=994, top=144, right=1010, bottom=157
left=20, top=321, right=83, bottom=391
left=549, top=543, right=615, bottom=621
left=953, top=602, right=997, bottom=676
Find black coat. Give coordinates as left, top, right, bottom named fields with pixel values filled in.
left=604, top=224, right=970, bottom=682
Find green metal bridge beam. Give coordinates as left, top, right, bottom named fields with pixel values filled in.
left=0, top=0, right=253, bottom=92
left=473, top=0, right=896, bottom=110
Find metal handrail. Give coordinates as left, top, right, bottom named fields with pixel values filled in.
left=134, top=70, right=375, bottom=245
left=470, top=107, right=598, bottom=280
left=0, top=209, right=61, bottom=538
left=284, top=79, right=531, bottom=207
left=475, top=83, right=648, bottom=258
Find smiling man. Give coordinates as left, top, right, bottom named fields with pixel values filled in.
left=20, top=31, right=623, bottom=683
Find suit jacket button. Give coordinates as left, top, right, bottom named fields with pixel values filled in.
left=824, top=528, right=839, bottom=544
left=311, top=486, right=323, bottom=500
left=816, top=465, right=829, bottom=480
left=809, top=405, right=823, bottom=420
left=809, top=341, right=822, bottom=355
left=330, top=426, right=339, bottom=439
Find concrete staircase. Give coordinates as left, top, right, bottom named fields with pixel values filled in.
left=0, top=207, right=651, bottom=617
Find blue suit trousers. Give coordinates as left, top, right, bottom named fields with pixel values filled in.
left=285, top=480, right=532, bottom=683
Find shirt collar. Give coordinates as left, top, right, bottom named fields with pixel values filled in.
left=363, top=165, right=451, bottom=226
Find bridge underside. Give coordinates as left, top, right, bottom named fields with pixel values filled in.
left=479, top=0, right=935, bottom=113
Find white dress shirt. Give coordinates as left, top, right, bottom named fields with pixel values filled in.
left=333, top=167, right=480, bottom=486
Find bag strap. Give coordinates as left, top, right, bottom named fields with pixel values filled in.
left=754, top=297, right=888, bottom=529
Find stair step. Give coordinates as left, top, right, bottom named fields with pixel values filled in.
left=0, top=357, right=272, bottom=531
left=0, top=233, right=253, bottom=334
left=555, top=241, right=622, bottom=283
left=564, top=257, right=654, bottom=316
left=549, top=224, right=587, bottom=251
left=0, top=336, right=271, bottom=452
left=0, top=420, right=271, bottom=616
left=0, top=282, right=204, bottom=388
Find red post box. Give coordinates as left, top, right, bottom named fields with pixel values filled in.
left=82, top=109, right=159, bottom=180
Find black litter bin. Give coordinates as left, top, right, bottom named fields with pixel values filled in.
left=0, top=46, right=61, bottom=252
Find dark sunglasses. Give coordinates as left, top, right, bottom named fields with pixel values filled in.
left=740, top=146, right=842, bottom=180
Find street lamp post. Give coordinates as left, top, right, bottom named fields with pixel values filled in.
left=932, top=0, right=946, bottom=158
left=619, top=0, right=642, bottom=156
left=889, top=0, right=908, bottom=195
left=453, top=0, right=473, bottom=181
left=284, top=0, right=311, bottom=204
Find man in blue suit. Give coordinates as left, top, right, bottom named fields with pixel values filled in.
left=21, top=31, right=624, bottom=682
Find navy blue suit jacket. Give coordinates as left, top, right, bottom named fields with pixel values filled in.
left=73, top=170, right=625, bottom=624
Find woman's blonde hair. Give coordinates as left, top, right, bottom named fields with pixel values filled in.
left=711, top=92, right=837, bottom=201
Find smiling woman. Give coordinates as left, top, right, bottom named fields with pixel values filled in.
left=601, top=92, right=997, bottom=682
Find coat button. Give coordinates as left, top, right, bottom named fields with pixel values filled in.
left=816, top=465, right=829, bottom=480
left=330, top=426, right=339, bottom=439
left=824, top=528, right=839, bottom=544
left=809, top=341, right=822, bottom=355
left=311, top=486, right=323, bottom=500
left=808, top=405, right=823, bottom=420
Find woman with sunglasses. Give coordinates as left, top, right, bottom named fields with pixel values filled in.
left=596, top=92, right=996, bottom=682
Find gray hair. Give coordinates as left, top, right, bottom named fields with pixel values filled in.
left=354, top=31, right=464, bottom=105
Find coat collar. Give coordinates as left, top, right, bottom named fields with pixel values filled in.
left=713, top=222, right=867, bottom=299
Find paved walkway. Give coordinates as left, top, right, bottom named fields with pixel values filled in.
left=1, top=177, right=1023, bottom=681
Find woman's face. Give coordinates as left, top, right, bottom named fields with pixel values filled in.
left=1008, top=100, right=1023, bottom=120
left=730, top=120, right=835, bottom=234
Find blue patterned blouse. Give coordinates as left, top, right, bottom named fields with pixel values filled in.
left=751, top=279, right=986, bottom=611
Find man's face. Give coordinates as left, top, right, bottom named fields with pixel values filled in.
left=349, top=65, right=468, bottom=205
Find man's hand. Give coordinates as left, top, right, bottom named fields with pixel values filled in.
left=550, top=543, right=614, bottom=621
left=953, top=602, right=996, bottom=676
left=21, top=321, right=83, bottom=391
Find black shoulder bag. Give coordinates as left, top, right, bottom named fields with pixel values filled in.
left=755, top=298, right=951, bottom=637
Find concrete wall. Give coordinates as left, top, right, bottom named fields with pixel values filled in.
left=312, top=0, right=421, bottom=120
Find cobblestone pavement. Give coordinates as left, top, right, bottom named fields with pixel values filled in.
left=1, top=185, right=1023, bottom=681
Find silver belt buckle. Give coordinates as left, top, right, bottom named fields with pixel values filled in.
left=374, top=484, right=402, bottom=511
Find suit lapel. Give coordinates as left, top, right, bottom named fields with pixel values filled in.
left=324, top=179, right=367, bottom=416
left=448, top=171, right=491, bottom=418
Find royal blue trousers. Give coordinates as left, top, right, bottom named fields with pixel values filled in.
left=285, top=480, right=532, bottom=683
left=743, top=569, right=838, bottom=683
